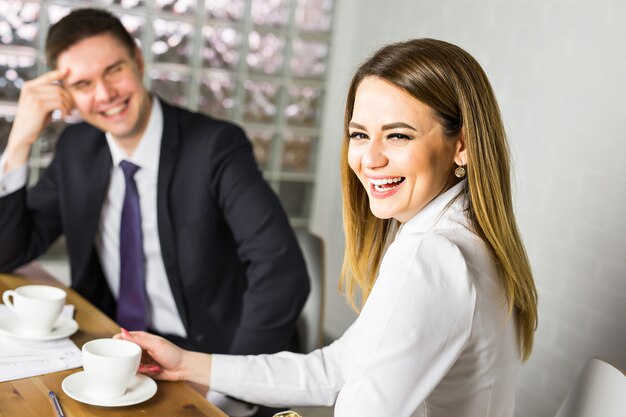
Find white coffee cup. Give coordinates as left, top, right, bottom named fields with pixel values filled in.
left=2, top=285, right=66, bottom=336
left=82, top=338, right=142, bottom=399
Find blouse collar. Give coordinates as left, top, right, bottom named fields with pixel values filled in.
left=398, top=180, right=467, bottom=236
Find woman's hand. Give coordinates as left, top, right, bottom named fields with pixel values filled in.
left=114, top=329, right=212, bottom=386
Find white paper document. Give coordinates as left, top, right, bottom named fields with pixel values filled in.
left=0, top=305, right=82, bottom=382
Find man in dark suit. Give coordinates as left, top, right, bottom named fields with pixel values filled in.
left=0, top=8, right=309, bottom=416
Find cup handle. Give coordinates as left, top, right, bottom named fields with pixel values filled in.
left=2, top=290, right=17, bottom=314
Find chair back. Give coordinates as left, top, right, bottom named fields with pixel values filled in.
left=554, top=357, right=626, bottom=417
left=294, top=228, right=325, bottom=353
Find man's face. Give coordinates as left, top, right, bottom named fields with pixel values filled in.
left=57, top=33, right=151, bottom=145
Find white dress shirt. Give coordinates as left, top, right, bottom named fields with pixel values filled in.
left=97, top=98, right=186, bottom=337
left=0, top=157, right=28, bottom=194
left=210, top=181, right=522, bottom=417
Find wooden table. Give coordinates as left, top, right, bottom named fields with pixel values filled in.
left=0, top=264, right=227, bottom=417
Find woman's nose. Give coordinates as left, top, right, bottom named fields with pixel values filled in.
left=362, top=139, right=388, bottom=169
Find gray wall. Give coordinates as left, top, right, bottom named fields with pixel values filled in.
left=309, top=1, right=626, bottom=416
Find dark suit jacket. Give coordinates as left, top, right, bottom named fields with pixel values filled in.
left=0, top=99, right=310, bottom=356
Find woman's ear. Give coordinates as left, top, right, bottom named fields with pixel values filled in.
left=454, top=132, right=467, bottom=166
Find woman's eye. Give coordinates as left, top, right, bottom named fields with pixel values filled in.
left=349, top=132, right=368, bottom=140
left=387, top=133, right=412, bottom=141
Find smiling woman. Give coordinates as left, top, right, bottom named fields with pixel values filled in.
left=340, top=41, right=537, bottom=358
left=347, top=76, right=464, bottom=223
left=116, top=38, right=538, bottom=417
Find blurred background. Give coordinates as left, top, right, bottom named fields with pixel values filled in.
left=0, top=0, right=329, bottom=226
left=1, top=1, right=625, bottom=416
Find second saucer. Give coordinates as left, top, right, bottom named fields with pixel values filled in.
left=0, top=316, right=78, bottom=341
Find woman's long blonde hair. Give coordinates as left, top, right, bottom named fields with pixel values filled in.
left=339, top=38, right=537, bottom=361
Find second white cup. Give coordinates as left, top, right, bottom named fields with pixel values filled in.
left=82, top=338, right=142, bottom=399
left=2, top=285, right=66, bottom=336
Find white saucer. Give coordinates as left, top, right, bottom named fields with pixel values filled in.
left=0, top=316, right=78, bottom=341
left=62, top=372, right=157, bottom=407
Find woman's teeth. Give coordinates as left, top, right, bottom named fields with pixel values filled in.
left=369, top=177, right=404, bottom=191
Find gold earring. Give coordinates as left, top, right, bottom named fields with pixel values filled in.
left=454, top=165, right=466, bottom=178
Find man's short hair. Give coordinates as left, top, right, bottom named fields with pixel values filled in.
left=45, top=8, right=136, bottom=68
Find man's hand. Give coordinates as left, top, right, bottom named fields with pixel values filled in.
left=3, top=68, right=74, bottom=173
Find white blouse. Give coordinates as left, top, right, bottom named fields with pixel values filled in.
left=211, top=181, right=522, bottom=417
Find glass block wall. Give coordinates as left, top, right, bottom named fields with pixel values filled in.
left=0, top=0, right=334, bottom=227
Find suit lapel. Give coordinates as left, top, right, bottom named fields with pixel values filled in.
left=156, top=99, right=190, bottom=331
left=75, top=132, right=112, bottom=272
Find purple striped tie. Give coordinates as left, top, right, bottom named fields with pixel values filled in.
left=117, top=160, right=147, bottom=330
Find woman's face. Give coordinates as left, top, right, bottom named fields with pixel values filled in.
left=347, top=76, right=464, bottom=223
